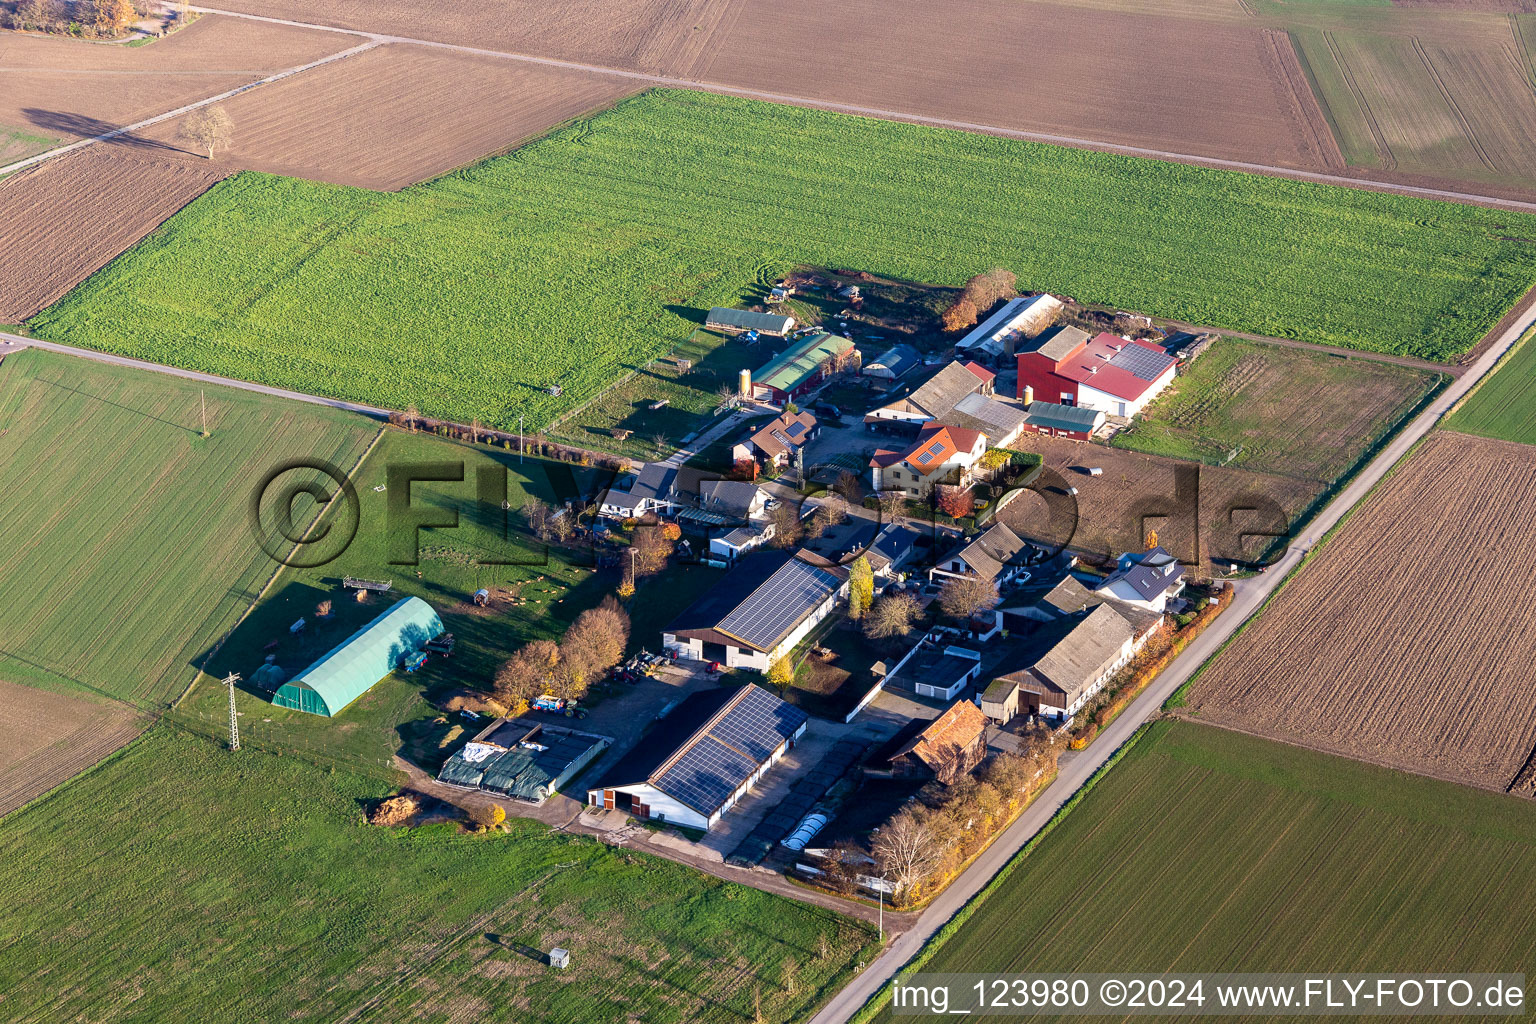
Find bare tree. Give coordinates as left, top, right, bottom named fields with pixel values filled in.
left=871, top=808, right=940, bottom=899
left=937, top=574, right=998, bottom=621
left=630, top=517, right=674, bottom=577
left=177, top=105, right=234, bottom=160
left=768, top=502, right=802, bottom=548
left=833, top=470, right=866, bottom=507
left=876, top=489, right=907, bottom=523
left=864, top=592, right=920, bottom=641
left=817, top=492, right=848, bottom=528
left=523, top=497, right=552, bottom=541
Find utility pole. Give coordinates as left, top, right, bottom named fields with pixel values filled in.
left=519, top=414, right=525, bottom=464
left=877, top=877, right=884, bottom=941
left=224, top=672, right=242, bottom=750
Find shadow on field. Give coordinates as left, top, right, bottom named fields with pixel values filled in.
left=23, top=109, right=181, bottom=153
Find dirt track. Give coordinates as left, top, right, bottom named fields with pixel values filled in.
left=142, top=43, right=638, bottom=190
left=0, top=680, right=146, bottom=816
left=1187, top=431, right=1536, bottom=793
left=0, top=147, right=224, bottom=322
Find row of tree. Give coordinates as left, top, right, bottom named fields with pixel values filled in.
left=941, top=268, right=1019, bottom=333
left=8, top=0, right=140, bottom=37
left=491, top=597, right=630, bottom=709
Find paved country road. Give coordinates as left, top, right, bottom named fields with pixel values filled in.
left=806, top=303, right=1536, bottom=1024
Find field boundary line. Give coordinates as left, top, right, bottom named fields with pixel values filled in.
left=170, top=4, right=1536, bottom=215
left=1443, top=323, right=1536, bottom=421
left=0, top=37, right=380, bottom=179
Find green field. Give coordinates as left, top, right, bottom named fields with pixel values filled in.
left=868, top=720, right=1536, bottom=1021
left=170, top=424, right=725, bottom=773
left=0, top=727, right=876, bottom=1023
left=1111, top=338, right=1441, bottom=480
left=1445, top=328, right=1536, bottom=446
left=0, top=348, right=379, bottom=707
left=28, top=91, right=1536, bottom=434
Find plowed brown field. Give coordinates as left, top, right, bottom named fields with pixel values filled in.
left=994, top=436, right=1317, bottom=569
left=703, top=0, right=1340, bottom=169
left=0, top=147, right=223, bottom=321
left=0, top=680, right=145, bottom=817
left=1188, top=431, right=1536, bottom=792
left=143, top=44, right=639, bottom=189
left=0, top=15, right=351, bottom=149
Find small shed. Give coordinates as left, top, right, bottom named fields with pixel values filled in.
left=549, top=948, right=571, bottom=969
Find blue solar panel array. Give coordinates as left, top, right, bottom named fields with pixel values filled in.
left=717, top=558, right=841, bottom=651
left=1109, top=343, right=1176, bottom=382
left=654, top=687, right=809, bottom=816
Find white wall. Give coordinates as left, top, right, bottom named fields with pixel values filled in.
left=1077, top=363, right=1176, bottom=420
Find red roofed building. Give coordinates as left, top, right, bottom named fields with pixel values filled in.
left=1017, top=328, right=1177, bottom=419
left=869, top=422, right=987, bottom=499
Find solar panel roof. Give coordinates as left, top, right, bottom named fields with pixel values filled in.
left=1109, top=343, right=1176, bottom=381
left=649, top=686, right=810, bottom=814
left=716, top=558, right=841, bottom=652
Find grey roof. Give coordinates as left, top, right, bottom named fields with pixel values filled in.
left=951, top=392, right=1028, bottom=439
left=1109, top=343, right=1178, bottom=382
left=902, top=362, right=988, bottom=420
left=866, top=523, right=921, bottom=572
left=866, top=343, right=921, bottom=377
left=1029, top=603, right=1137, bottom=699
left=706, top=307, right=794, bottom=333
left=699, top=480, right=763, bottom=520
left=1027, top=325, right=1090, bottom=363
left=1100, top=547, right=1185, bottom=601
left=1039, top=575, right=1103, bottom=616
left=946, top=522, right=1030, bottom=583
left=716, top=557, right=843, bottom=651
left=606, top=463, right=678, bottom=508
left=1024, top=402, right=1104, bottom=433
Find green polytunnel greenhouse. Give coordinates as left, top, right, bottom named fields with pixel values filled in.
left=271, top=596, right=444, bottom=717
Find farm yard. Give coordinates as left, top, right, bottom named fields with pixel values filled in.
left=0, top=348, right=379, bottom=708
left=994, top=434, right=1319, bottom=568
left=0, top=679, right=145, bottom=817
left=28, top=90, right=1536, bottom=433
left=0, top=727, right=878, bottom=1024
left=140, top=44, right=639, bottom=190
left=866, top=720, right=1536, bottom=1022
left=1186, top=430, right=1536, bottom=793
left=1445, top=327, right=1536, bottom=445
left=1112, top=337, right=1443, bottom=482
left=0, top=147, right=224, bottom=321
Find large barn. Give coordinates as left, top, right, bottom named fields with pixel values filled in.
left=1017, top=328, right=1177, bottom=419
left=271, top=596, right=443, bottom=717
left=587, top=684, right=808, bottom=831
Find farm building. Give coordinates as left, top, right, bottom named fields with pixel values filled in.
left=887, top=639, right=982, bottom=700
left=1017, top=328, right=1177, bottom=419
left=864, top=360, right=994, bottom=433
left=868, top=423, right=987, bottom=498
left=731, top=409, right=818, bottom=468
left=663, top=551, right=847, bottom=671
left=438, top=719, right=608, bottom=803
left=709, top=522, right=775, bottom=562
left=747, top=332, right=857, bottom=404
left=867, top=699, right=988, bottom=784
left=1020, top=401, right=1105, bottom=441
left=586, top=684, right=808, bottom=831
left=271, top=596, right=444, bottom=717
left=706, top=307, right=795, bottom=336
left=948, top=391, right=1029, bottom=449
left=955, top=293, right=1063, bottom=360
left=984, top=602, right=1160, bottom=724
left=862, top=343, right=922, bottom=381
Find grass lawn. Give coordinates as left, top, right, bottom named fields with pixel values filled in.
left=0, top=726, right=879, bottom=1024
left=28, top=90, right=1536, bottom=434
left=1111, top=337, right=1443, bottom=481
left=1445, top=327, right=1536, bottom=446
left=551, top=328, right=758, bottom=461
left=0, top=348, right=379, bottom=708
left=866, top=720, right=1536, bottom=1021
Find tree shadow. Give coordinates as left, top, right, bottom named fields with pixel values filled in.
left=23, top=109, right=183, bottom=154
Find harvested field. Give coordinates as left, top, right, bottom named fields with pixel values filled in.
left=0, top=15, right=352, bottom=156
left=703, top=0, right=1339, bottom=169
left=1112, top=337, right=1442, bottom=481
left=0, top=680, right=144, bottom=817
left=143, top=44, right=638, bottom=190
left=994, top=435, right=1318, bottom=568
left=0, top=146, right=223, bottom=322
left=1188, top=431, right=1536, bottom=792
left=199, top=0, right=738, bottom=76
